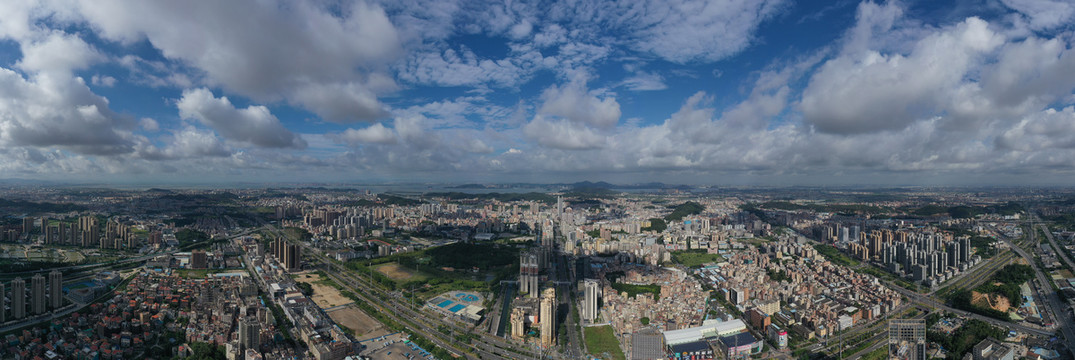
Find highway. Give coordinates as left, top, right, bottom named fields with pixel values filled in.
left=935, top=251, right=1016, bottom=295
left=1036, top=219, right=1075, bottom=272
left=0, top=228, right=266, bottom=333
left=265, top=224, right=546, bottom=360
left=992, top=224, right=1074, bottom=353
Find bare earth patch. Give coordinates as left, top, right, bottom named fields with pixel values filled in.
left=375, top=263, right=416, bottom=281
left=294, top=273, right=352, bottom=308
left=971, top=291, right=1011, bottom=312
left=328, top=305, right=389, bottom=339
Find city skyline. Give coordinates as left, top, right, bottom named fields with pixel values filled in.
left=0, top=0, right=1074, bottom=185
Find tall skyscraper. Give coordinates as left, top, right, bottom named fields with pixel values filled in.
left=889, top=319, right=926, bottom=360
left=31, top=274, right=46, bottom=315
left=520, top=251, right=539, bottom=297
left=556, top=196, right=563, bottom=218
left=582, top=279, right=601, bottom=322
left=540, top=287, right=557, bottom=347
left=239, top=316, right=261, bottom=350
left=0, top=282, right=5, bottom=323
left=11, top=277, right=25, bottom=319
left=22, top=217, right=35, bottom=235
left=283, top=243, right=302, bottom=271
left=191, top=250, right=208, bottom=269
left=49, top=270, right=63, bottom=309
left=510, top=308, right=526, bottom=339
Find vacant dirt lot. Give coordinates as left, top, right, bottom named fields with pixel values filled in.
left=294, top=273, right=352, bottom=308
left=971, top=290, right=1011, bottom=313
left=329, top=305, right=389, bottom=339
left=375, top=263, right=418, bottom=281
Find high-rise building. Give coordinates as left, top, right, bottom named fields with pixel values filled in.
left=272, top=238, right=286, bottom=260
left=0, top=282, right=5, bottom=323
left=239, top=316, right=261, bottom=350
left=540, top=287, right=557, bottom=347
left=11, top=277, right=25, bottom=319
left=283, top=244, right=302, bottom=271
left=510, top=308, right=526, bottom=339
left=556, top=196, right=564, bottom=218
left=59, top=222, right=69, bottom=245
left=31, top=274, right=46, bottom=315
left=78, top=216, right=100, bottom=248
left=582, top=279, right=601, bottom=322
left=22, top=217, right=35, bottom=235
left=49, top=270, right=63, bottom=309
left=520, top=251, right=540, bottom=297
left=889, top=319, right=926, bottom=360
left=191, top=250, right=209, bottom=269
left=149, top=231, right=163, bottom=246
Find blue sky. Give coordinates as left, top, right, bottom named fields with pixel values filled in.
left=0, top=0, right=1074, bottom=185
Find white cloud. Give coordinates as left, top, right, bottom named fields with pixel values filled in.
left=537, top=79, right=621, bottom=128
left=75, top=0, right=402, bottom=122
left=1001, top=0, right=1075, bottom=31
left=290, top=81, right=391, bottom=123
left=523, top=116, right=606, bottom=150
left=138, top=126, right=232, bottom=160
left=802, top=17, right=1004, bottom=134
left=397, top=46, right=539, bottom=88
left=0, top=67, right=136, bottom=155
left=91, top=74, right=116, bottom=87
left=139, top=118, right=159, bottom=132
left=336, top=124, right=398, bottom=145
left=618, top=0, right=787, bottom=62
left=17, top=32, right=104, bottom=74
left=619, top=71, right=667, bottom=91
left=176, top=88, right=306, bottom=149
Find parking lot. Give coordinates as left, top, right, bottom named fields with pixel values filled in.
left=360, top=333, right=436, bottom=360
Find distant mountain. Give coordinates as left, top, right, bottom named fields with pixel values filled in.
left=570, top=181, right=616, bottom=189
left=451, top=183, right=493, bottom=189
left=441, top=181, right=693, bottom=191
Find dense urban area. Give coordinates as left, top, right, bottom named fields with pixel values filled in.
left=3, top=183, right=1075, bottom=360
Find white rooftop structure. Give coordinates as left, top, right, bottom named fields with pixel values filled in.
left=663, top=319, right=747, bottom=345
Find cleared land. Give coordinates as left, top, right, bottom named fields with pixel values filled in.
left=173, top=269, right=230, bottom=278
left=670, top=250, right=724, bottom=268
left=971, top=291, right=1010, bottom=313
left=374, top=263, right=424, bottom=281
left=294, top=273, right=353, bottom=308
left=328, top=305, right=388, bottom=339
left=584, top=325, right=626, bottom=360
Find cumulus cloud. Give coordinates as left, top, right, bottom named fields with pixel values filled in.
left=0, top=68, right=135, bottom=155
left=523, top=116, right=606, bottom=150
left=537, top=79, right=621, bottom=128
left=336, top=124, right=398, bottom=145
left=802, top=16, right=1004, bottom=134
left=176, top=88, right=306, bottom=149
left=75, top=0, right=402, bottom=122
left=5, top=0, right=1075, bottom=184
left=91, top=74, right=116, bottom=87
left=138, top=126, right=232, bottom=160
left=17, top=32, right=104, bottom=74
left=139, top=118, right=159, bottom=132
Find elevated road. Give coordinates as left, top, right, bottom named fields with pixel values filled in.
left=264, top=224, right=545, bottom=359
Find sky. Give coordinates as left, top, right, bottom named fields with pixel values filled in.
left=0, top=0, right=1074, bottom=185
